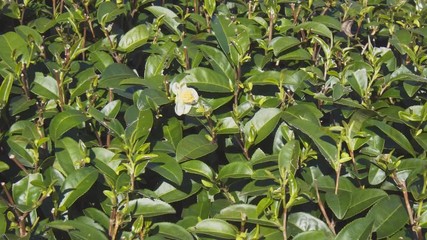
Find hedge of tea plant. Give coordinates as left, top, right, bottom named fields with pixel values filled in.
left=0, top=0, right=427, bottom=239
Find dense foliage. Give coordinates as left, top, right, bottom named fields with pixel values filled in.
left=1, top=0, right=427, bottom=239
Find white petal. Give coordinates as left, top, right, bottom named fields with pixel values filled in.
left=171, top=82, right=181, bottom=95
left=182, top=103, right=192, bottom=114
left=175, top=101, right=185, bottom=116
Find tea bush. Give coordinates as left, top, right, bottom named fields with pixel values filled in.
left=0, top=0, right=427, bottom=239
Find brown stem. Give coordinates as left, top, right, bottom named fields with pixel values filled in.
left=1, top=183, right=27, bottom=237
left=335, top=164, right=341, bottom=195
left=314, top=180, right=336, bottom=235
left=21, top=65, right=31, bottom=100
left=8, top=155, right=28, bottom=174
left=109, top=206, right=117, bottom=240
left=392, top=173, right=422, bottom=240
left=183, top=46, right=190, bottom=70
left=268, top=9, right=274, bottom=43
left=248, top=1, right=252, bottom=18
left=283, top=207, right=288, bottom=240
left=52, top=0, right=56, bottom=16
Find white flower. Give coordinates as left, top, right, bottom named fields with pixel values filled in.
left=171, top=82, right=199, bottom=116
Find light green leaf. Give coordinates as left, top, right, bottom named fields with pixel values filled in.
left=215, top=204, right=277, bottom=227
left=325, top=191, right=352, bottom=220
left=199, top=45, right=234, bottom=81
left=278, top=48, right=312, bottom=61
left=0, top=73, right=13, bottom=110
left=278, top=140, right=300, bottom=176
left=295, top=21, right=333, bottom=40
left=270, top=36, right=301, bottom=56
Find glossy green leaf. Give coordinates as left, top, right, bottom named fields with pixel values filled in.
left=155, top=176, right=202, bottom=203
left=118, top=24, right=150, bottom=52
left=295, top=22, right=333, bottom=40
left=31, top=72, right=59, bottom=100
left=365, top=119, right=416, bottom=156
left=366, top=195, right=409, bottom=238
left=211, top=15, right=232, bottom=56
left=59, top=167, right=99, bottom=211
left=345, top=188, right=387, bottom=219
left=148, top=153, right=183, bottom=185
left=293, top=231, right=331, bottom=240
left=0, top=31, right=27, bottom=69
left=215, top=204, right=277, bottom=227
left=0, top=73, right=13, bottom=110
left=12, top=173, right=43, bottom=212
left=181, top=160, right=214, bottom=181
left=83, top=207, right=110, bottom=230
left=278, top=140, right=300, bottom=176
left=55, top=137, right=85, bottom=175
left=278, top=48, right=312, bottom=61
left=199, top=45, right=234, bottom=81
left=244, top=108, right=282, bottom=146
left=163, top=118, right=182, bottom=150
left=184, top=67, right=233, bottom=93
left=150, top=222, right=193, bottom=240
left=270, top=36, right=301, bottom=56
left=146, top=6, right=181, bottom=35
left=49, top=109, right=87, bottom=141
left=176, top=134, right=217, bottom=162
left=287, top=212, right=333, bottom=237
left=218, top=161, right=253, bottom=180
left=124, top=198, right=175, bottom=217
left=48, top=217, right=108, bottom=240
left=325, top=191, right=352, bottom=220
left=190, top=219, right=238, bottom=239
left=335, top=217, right=374, bottom=240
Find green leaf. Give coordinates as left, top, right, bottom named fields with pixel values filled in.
left=55, top=137, right=85, bottom=175
left=181, top=160, right=214, bottom=181
left=89, top=51, right=114, bottom=72
left=215, top=204, right=277, bottom=227
left=124, top=198, right=175, bottom=217
left=325, top=191, right=352, bottom=220
left=83, top=207, right=110, bottom=230
left=98, top=63, right=138, bottom=89
left=0, top=31, right=27, bottom=69
left=49, top=109, right=87, bottom=141
left=293, top=231, right=331, bottom=240
left=211, top=15, right=232, bottom=56
left=278, top=140, right=300, bottom=176
left=12, top=173, right=43, bottom=212
left=366, top=195, right=409, bottom=238
left=243, top=108, right=282, bottom=146
left=7, top=135, right=35, bottom=167
left=368, top=164, right=386, bottom=185
left=0, top=162, right=9, bottom=173
left=287, top=212, right=333, bottom=237
left=88, top=106, right=125, bottom=138
left=96, top=1, right=125, bottom=24
left=59, top=167, right=99, bottom=211
left=270, top=36, right=301, bottom=56
left=365, top=119, right=416, bottom=156
left=184, top=67, right=233, bottom=93
left=348, top=68, right=368, bottom=97
left=345, top=188, right=387, bottom=219
left=148, top=153, right=183, bottom=185
left=154, top=177, right=202, bottom=203
left=278, top=48, right=312, bottom=61
left=146, top=6, right=181, bottom=35
left=190, top=219, right=238, bottom=239
left=218, top=162, right=253, bottom=180
left=295, top=22, right=333, bottom=40
left=48, top=217, right=108, bottom=240
left=150, top=222, right=193, bottom=240
left=283, top=109, right=338, bottom=164
left=31, top=72, right=59, bottom=100
left=163, top=118, right=182, bottom=150
left=246, top=71, right=280, bottom=86
left=199, top=45, right=234, bottom=81
left=176, top=134, right=217, bottom=162
left=118, top=24, right=150, bottom=52
left=335, top=217, right=374, bottom=240
left=0, top=213, right=5, bottom=235
left=0, top=73, right=13, bottom=110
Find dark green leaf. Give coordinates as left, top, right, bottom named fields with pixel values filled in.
left=176, top=134, right=217, bottom=162
left=49, top=109, right=87, bottom=141
left=190, top=219, right=238, bottom=239
left=335, top=217, right=374, bottom=240
left=124, top=198, right=175, bottom=217
left=148, top=153, right=183, bottom=185
left=150, top=222, right=193, bottom=240
left=218, top=162, right=253, bottom=180
left=12, top=173, right=43, bottom=212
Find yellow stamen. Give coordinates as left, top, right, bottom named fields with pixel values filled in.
left=181, top=89, right=196, bottom=104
